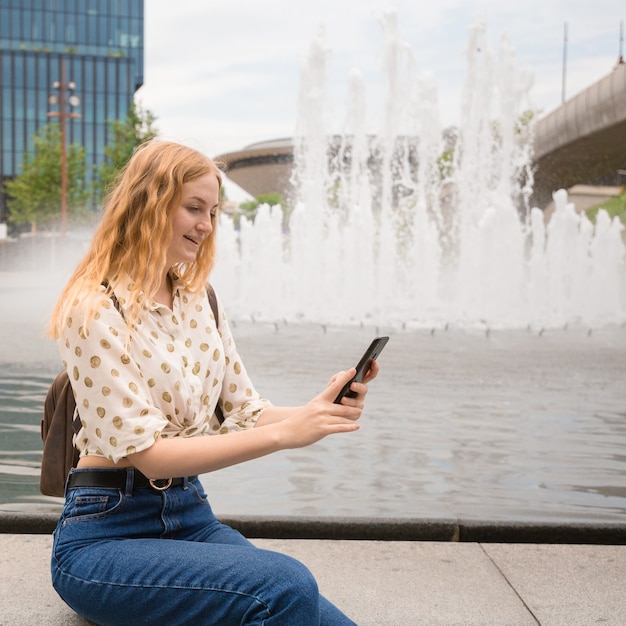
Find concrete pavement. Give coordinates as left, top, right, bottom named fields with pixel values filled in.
left=2, top=533, right=626, bottom=625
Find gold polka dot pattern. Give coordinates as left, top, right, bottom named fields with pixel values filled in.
left=57, top=277, right=271, bottom=463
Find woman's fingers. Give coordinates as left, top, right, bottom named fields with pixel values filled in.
left=362, top=360, right=380, bottom=384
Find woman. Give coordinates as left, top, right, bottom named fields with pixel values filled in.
left=48, top=140, right=378, bottom=625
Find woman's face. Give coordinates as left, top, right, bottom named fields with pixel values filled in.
left=166, top=174, right=219, bottom=267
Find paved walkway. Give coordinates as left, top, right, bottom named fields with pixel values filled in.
left=1, top=533, right=626, bottom=625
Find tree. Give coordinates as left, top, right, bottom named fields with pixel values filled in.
left=97, top=101, right=158, bottom=196
left=239, top=192, right=285, bottom=223
left=5, top=123, right=88, bottom=230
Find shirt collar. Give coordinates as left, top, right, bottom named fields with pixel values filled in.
left=110, top=272, right=184, bottom=314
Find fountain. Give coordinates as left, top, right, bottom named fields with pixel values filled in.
left=2, top=15, right=626, bottom=525
left=213, top=15, right=626, bottom=329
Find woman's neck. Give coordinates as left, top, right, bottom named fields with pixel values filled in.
left=154, top=272, right=174, bottom=309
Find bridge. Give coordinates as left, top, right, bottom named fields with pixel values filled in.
left=217, top=62, right=626, bottom=210
left=532, top=60, right=626, bottom=207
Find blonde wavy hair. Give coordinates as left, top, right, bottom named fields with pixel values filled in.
left=49, top=140, right=222, bottom=339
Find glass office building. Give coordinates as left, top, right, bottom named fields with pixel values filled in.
left=0, top=0, right=144, bottom=223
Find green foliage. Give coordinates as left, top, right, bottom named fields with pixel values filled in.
left=256, top=192, right=285, bottom=206
left=239, top=199, right=258, bottom=213
left=239, top=192, right=285, bottom=223
left=437, top=149, right=454, bottom=180
left=5, top=123, right=88, bottom=228
left=515, top=109, right=540, bottom=134
left=97, top=101, right=158, bottom=197
left=586, top=189, right=626, bottom=227
left=240, top=192, right=284, bottom=211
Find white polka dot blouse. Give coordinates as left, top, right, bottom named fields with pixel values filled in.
left=57, top=276, right=271, bottom=464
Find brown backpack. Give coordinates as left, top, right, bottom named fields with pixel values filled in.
left=40, top=285, right=222, bottom=497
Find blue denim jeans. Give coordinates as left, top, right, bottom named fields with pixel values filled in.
left=52, top=469, right=357, bottom=626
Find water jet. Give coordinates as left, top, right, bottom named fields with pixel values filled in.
left=214, top=16, right=626, bottom=330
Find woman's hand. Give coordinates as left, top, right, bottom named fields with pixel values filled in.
left=276, top=368, right=376, bottom=449
left=328, top=360, right=380, bottom=408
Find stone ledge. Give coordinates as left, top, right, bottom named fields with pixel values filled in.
left=458, top=519, right=626, bottom=545
left=2, top=511, right=626, bottom=544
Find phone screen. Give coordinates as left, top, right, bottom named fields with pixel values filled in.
left=333, top=336, right=389, bottom=404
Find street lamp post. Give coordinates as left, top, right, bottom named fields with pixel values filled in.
left=47, top=57, right=81, bottom=239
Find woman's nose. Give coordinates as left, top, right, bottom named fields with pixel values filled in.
left=197, top=216, right=213, bottom=234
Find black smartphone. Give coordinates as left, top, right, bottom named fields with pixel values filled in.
left=333, top=336, right=389, bottom=404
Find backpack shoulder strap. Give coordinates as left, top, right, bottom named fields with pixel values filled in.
left=206, top=284, right=224, bottom=425
left=206, top=283, right=219, bottom=328
left=102, top=280, right=126, bottom=322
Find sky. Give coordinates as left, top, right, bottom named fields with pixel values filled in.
left=137, top=0, right=624, bottom=195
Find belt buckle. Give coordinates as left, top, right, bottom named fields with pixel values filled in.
left=149, top=477, right=173, bottom=491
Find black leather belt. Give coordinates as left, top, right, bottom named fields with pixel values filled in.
left=67, top=469, right=196, bottom=491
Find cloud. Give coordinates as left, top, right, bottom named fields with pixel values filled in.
left=140, top=0, right=624, bottom=155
